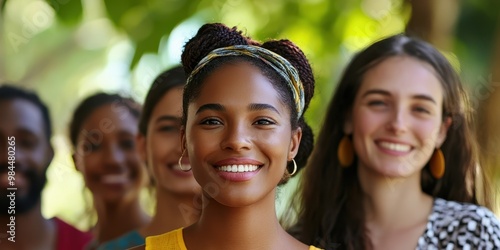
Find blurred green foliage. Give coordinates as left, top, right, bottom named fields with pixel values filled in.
left=46, top=0, right=83, bottom=24
left=102, top=0, right=198, bottom=66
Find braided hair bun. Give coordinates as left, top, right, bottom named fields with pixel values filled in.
left=182, top=23, right=260, bottom=75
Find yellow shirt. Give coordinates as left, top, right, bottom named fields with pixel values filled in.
left=146, top=228, right=322, bottom=250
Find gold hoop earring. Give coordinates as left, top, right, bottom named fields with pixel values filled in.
left=338, top=135, right=354, bottom=167
left=290, top=159, right=297, bottom=176
left=429, top=148, right=445, bottom=179
left=178, top=149, right=191, bottom=172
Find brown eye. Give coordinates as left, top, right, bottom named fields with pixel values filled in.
left=368, top=100, right=386, bottom=106
left=253, top=119, right=275, bottom=125
left=87, top=141, right=100, bottom=152
left=158, top=125, right=178, bottom=133
left=413, top=106, right=430, bottom=114
left=200, top=118, right=222, bottom=126
left=120, top=139, right=135, bottom=150
left=19, top=137, right=37, bottom=150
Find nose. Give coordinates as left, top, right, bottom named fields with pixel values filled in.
left=386, top=107, right=408, bottom=135
left=102, top=144, right=126, bottom=169
left=220, top=123, right=252, bottom=152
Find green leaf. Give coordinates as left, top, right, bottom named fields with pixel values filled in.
left=1, top=0, right=7, bottom=13
left=103, top=0, right=141, bottom=27
left=116, top=0, right=200, bottom=68
left=45, top=0, right=83, bottom=25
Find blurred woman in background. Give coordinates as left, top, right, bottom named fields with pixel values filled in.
left=97, top=66, right=202, bottom=249
left=69, top=93, right=150, bottom=248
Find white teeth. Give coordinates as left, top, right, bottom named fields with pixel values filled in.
left=378, top=141, right=411, bottom=152
left=101, top=174, right=127, bottom=184
left=218, top=165, right=259, bottom=173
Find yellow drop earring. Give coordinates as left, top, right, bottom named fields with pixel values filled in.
left=337, top=135, right=354, bottom=167
left=429, top=148, right=445, bottom=179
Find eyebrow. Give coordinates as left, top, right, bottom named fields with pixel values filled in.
left=196, top=103, right=225, bottom=114
left=195, top=103, right=280, bottom=115
left=17, top=128, right=42, bottom=141
left=248, top=103, right=280, bottom=115
left=155, top=115, right=181, bottom=123
left=362, top=89, right=437, bottom=104
left=18, top=127, right=39, bottom=137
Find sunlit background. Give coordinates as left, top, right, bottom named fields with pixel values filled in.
left=1, top=0, right=499, bottom=230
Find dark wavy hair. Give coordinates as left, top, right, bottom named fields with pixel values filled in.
left=69, top=93, right=141, bottom=148
left=138, top=66, right=187, bottom=136
left=180, top=23, right=315, bottom=182
left=289, top=34, right=490, bottom=249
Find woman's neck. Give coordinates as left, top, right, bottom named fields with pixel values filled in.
left=141, top=188, right=201, bottom=236
left=184, top=189, right=304, bottom=250
left=358, top=167, right=433, bottom=232
left=94, top=198, right=151, bottom=243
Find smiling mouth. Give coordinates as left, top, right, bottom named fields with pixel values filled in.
left=377, top=141, right=412, bottom=152
left=216, top=164, right=260, bottom=173
left=101, top=174, right=128, bottom=184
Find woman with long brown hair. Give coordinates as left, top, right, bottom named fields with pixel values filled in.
left=290, top=35, right=500, bottom=249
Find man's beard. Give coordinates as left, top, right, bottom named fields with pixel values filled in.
left=0, top=164, right=48, bottom=216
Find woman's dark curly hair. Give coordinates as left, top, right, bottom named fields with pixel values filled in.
left=69, top=93, right=141, bottom=149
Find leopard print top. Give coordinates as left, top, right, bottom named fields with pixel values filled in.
left=416, top=198, right=500, bottom=250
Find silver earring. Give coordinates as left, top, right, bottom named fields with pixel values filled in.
left=290, top=159, right=297, bottom=176
left=178, top=149, right=191, bottom=172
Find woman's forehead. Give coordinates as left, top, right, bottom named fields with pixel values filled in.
left=189, top=63, right=289, bottom=115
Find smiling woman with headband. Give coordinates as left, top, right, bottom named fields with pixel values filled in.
left=133, top=22, right=319, bottom=250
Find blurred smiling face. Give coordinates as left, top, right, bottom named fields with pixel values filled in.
left=347, top=56, right=449, bottom=178
left=74, top=104, right=146, bottom=204
left=140, top=87, right=200, bottom=196
left=184, top=62, right=300, bottom=207
left=0, top=99, right=53, bottom=215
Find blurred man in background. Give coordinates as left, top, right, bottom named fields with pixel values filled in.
left=0, top=84, right=92, bottom=250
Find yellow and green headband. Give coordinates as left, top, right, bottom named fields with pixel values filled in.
left=186, top=45, right=305, bottom=119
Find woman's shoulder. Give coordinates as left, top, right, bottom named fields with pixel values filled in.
left=431, top=198, right=499, bottom=223
left=423, top=198, right=500, bottom=248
